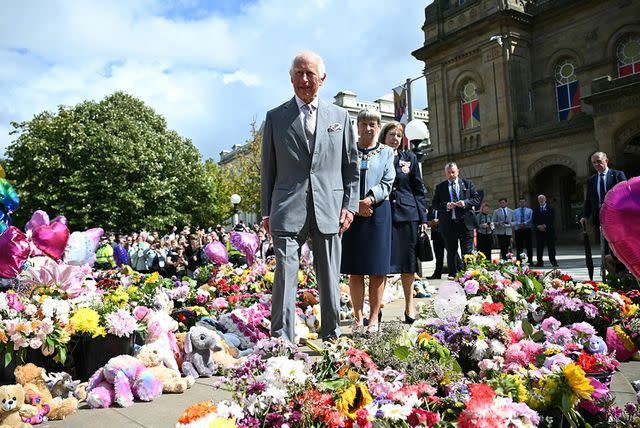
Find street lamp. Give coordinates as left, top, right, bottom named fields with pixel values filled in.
left=230, top=194, right=241, bottom=226
left=405, top=119, right=432, bottom=163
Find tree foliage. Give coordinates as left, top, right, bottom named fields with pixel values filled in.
left=219, top=120, right=262, bottom=216
left=5, top=92, right=216, bottom=232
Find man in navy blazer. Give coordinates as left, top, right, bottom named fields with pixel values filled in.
left=431, top=162, right=480, bottom=276
left=580, top=151, right=627, bottom=229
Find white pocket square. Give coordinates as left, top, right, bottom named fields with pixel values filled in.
left=328, top=123, right=343, bottom=132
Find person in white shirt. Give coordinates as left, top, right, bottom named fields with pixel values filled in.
left=492, top=198, right=514, bottom=260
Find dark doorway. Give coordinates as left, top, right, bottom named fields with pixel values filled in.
left=618, top=135, right=640, bottom=179
left=531, top=165, right=581, bottom=240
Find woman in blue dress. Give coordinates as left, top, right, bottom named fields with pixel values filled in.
left=341, top=107, right=395, bottom=335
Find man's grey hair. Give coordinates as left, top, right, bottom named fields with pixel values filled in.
left=444, top=162, right=458, bottom=170
left=591, top=151, right=608, bottom=161
left=289, top=51, right=326, bottom=78
left=357, top=107, right=382, bottom=124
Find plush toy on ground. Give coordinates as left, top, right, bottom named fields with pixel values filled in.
left=43, top=372, right=80, bottom=399
left=0, top=384, right=34, bottom=428
left=145, top=310, right=181, bottom=372
left=13, top=364, right=78, bottom=421
left=181, top=325, right=222, bottom=378
left=20, top=395, right=49, bottom=425
left=136, top=345, right=195, bottom=393
left=86, top=355, right=163, bottom=408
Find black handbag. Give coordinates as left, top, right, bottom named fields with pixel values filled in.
left=416, top=231, right=434, bottom=262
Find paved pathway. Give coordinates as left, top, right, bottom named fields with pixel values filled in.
left=45, top=244, right=637, bottom=427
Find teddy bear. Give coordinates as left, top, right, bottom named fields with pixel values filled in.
left=0, top=384, right=34, bottom=428
left=85, top=355, right=163, bottom=408
left=135, top=345, right=195, bottom=393
left=13, top=364, right=78, bottom=421
left=181, top=325, right=222, bottom=377
left=144, top=310, right=181, bottom=372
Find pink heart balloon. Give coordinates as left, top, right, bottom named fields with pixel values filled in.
left=0, top=226, right=30, bottom=278
left=204, top=241, right=228, bottom=264
left=32, top=222, right=70, bottom=260
left=601, top=176, right=640, bottom=279
left=24, top=210, right=50, bottom=233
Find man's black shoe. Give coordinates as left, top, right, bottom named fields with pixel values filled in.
left=427, top=274, right=441, bottom=280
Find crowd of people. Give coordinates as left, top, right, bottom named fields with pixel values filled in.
left=93, top=222, right=274, bottom=277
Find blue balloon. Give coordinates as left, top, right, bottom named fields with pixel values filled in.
left=0, top=208, right=11, bottom=236
left=0, top=178, right=19, bottom=213
left=114, top=244, right=129, bottom=266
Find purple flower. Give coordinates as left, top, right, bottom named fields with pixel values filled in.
left=265, top=412, right=284, bottom=427
left=541, top=317, right=561, bottom=333
left=464, top=280, right=480, bottom=294
left=625, top=403, right=637, bottom=415
left=247, top=381, right=266, bottom=395
left=570, top=322, right=596, bottom=336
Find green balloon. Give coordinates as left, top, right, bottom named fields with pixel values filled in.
left=0, top=178, right=20, bottom=213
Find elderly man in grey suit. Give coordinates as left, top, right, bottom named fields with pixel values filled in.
left=261, top=51, right=360, bottom=342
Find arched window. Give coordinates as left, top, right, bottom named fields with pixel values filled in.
left=555, top=59, right=581, bottom=121
left=617, top=34, right=640, bottom=77
left=461, top=81, right=480, bottom=129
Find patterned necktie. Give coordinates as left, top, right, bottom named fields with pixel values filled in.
left=520, top=207, right=525, bottom=225
left=449, top=181, right=458, bottom=219
left=599, top=173, right=606, bottom=205
left=302, top=104, right=315, bottom=147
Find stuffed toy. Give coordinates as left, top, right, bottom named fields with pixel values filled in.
left=198, top=318, right=253, bottom=358
left=339, top=291, right=352, bottom=320
left=13, top=364, right=78, bottom=421
left=20, top=395, right=49, bottom=425
left=136, top=345, right=195, bottom=393
left=0, top=384, right=34, bottom=428
left=86, top=355, right=163, bottom=408
left=145, top=311, right=181, bottom=372
left=181, top=325, right=222, bottom=378
left=43, top=372, right=79, bottom=399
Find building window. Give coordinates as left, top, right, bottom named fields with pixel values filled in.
left=461, top=81, right=480, bottom=129
left=617, top=34, right=640, bottom=77
left=555, top=59, right=581, bottom=121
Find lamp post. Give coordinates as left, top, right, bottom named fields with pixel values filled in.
left=405, top=75, right=426, bottom=121
left=405, top=119, right=432, bottom=169
left=230, top=194, right=241, bottom=226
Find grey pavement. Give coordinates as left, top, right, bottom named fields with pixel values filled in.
left=46, top=244, right=636, bottom=427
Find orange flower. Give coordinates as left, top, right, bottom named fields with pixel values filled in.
left=177, top=401, right=217, bottom=424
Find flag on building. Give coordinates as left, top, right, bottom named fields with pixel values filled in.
left=393, top=85, right=408, bottom=125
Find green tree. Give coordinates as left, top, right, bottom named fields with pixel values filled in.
left=6, top=91, right=216, bottom=232
left=220, top=120, right=262, bottom=216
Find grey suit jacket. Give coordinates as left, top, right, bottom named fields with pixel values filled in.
left=261, top=97, right=359, bottom=235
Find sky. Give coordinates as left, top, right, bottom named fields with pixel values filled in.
left=1, top=0, right=431, bottom=161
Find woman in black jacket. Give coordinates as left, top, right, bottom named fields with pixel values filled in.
left=381, top=122, right=428, bottom=324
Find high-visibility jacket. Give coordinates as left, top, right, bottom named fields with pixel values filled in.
left=95, top=244, right=116, bottom=268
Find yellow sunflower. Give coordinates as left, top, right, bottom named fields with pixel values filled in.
left=563, top=363, right=594, bottom=401
left=335, top=383, right=373, bottom=420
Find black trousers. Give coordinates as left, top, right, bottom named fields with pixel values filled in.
left=432, top=227, right=445, bottom=275
left=476, top=233, right=493, bottom=261
left=514, top=228, right=533, bottom=263
left=497, top=234, right=511, bottom=260
left=535, top=230, right=557, bottom=265
left=445, top=221, right=474, bottom=275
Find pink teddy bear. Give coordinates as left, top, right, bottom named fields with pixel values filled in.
left=86, top=355, right=163, bottom=408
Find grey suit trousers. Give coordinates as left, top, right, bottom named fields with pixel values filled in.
left=271, top=200, right=341, bottom=342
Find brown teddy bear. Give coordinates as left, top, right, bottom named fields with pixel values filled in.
left=0, top=384, right=33, bottom=428
left=135, top=346, right=195, bottom=393
left=13, top=364, right=78, bottom=421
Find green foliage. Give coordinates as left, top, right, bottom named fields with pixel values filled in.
left=219, top=120, right=262, bottom=216
left=5, top=92, right=216, bottom=231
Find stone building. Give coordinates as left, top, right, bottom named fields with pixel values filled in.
left=412, top=0, right=640, bottom=237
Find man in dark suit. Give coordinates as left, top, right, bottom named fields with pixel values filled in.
left=532, top=194, right=557, bottom=267
left=580, top=151, right=626, bottom=250
left=431, top=162, right=481, bottom=276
